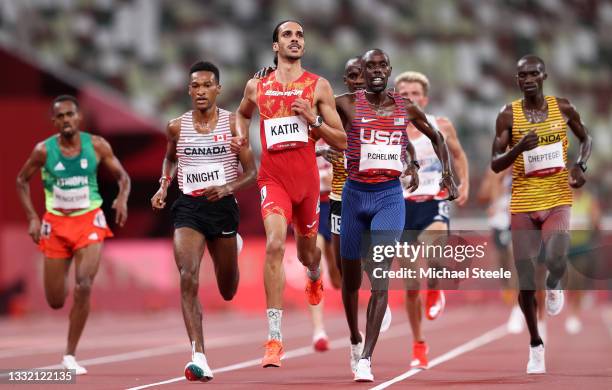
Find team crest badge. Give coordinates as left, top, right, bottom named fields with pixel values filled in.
left=80, top=158, right=88, bottom=169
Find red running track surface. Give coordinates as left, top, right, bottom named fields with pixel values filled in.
left=0, top=303, right=611, bottom=389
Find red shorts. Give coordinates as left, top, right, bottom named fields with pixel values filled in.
left=39, top=208, right=113, bottom=259
left=510, top=205, right=570, bottom=262
left=258, top=177, right=320, bottom=237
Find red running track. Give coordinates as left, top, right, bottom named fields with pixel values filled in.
left=0, top=302, right=611, bottom=389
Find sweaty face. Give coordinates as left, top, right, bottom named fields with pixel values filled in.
left=396, top=81, right=428, bottom=108
left=362, top=51, right=391, bottom=93
left=516, top=60, right=546, bottom=97
left=52, top=101, right=80, bottom=138
left=189, top=71, right=220, bottom=111
left=343, top=61, right=365, bottom=93
left=274, top=22, right=305, bottom=61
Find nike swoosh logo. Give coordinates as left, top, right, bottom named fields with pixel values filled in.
left=361, top=118, right=376, bottom=123
left=306, top=221, right=317, bottom=229
left=262, top=202, right=274, bottom=209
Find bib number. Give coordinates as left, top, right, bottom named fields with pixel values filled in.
left=523, top=142, right=564, bottom=177
left=52, top=186, right=90, bottom=210
left=264, top=116, right=309, bottom=151
left=359, top=144, right=402, bottom=174
left=182, top=163, right=227, bottom=195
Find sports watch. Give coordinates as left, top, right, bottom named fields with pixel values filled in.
left=310, top=115, right=323, bottom=128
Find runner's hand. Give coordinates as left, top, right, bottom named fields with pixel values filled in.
left=151, top=187, right=167, bottom=211
left=317, top=146, right=342, bottom=163
left=28, top=217, right=41, bottom=244
left=230, top=136, right=246, bottom=154
left=291, top=98, right=316, bottom=126
left=253, top=66, right=275, bottom=79
left=455, top=184, right=469, bottom=206
left=112, top=197, right=128, bottom=227
left=202, top=185, right=231, bottom=202
left=402, top=163, right=419, bottom=193
left=441, top=174, right=459, bottom=201
left=518, top=129, right=539, bottom=152
left=569, top=165, right=586, bottom=188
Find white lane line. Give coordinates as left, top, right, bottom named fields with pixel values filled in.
left=0, top=317, right=338, bottom=381
left=126, top=324, right=415, bottom=390
left=369, top=324, right=508, bottom=389
left=0, top=316, right=268, bottom=357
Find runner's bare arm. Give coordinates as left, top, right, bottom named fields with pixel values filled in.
left=557, top=97, right=592, bottom=188
left=405, top=101, right=458, bottom=199
left=151, top=119, right=180, bottom=210
left=491, top=104, right=537, bottom=173
left=403, top=136, right=419, bottom=193
left=293, top=78, right=346, bottom=150
left=203, top=113, right=257, bottom=202
left=476, top=168, right=496, bottom=205
left=93, top=136, right=130, bottom=227
left=438, top=117, right=469, bottom=205
left=16, top=142, right=47, bottom=243
left=234, top=78, right=259, bottom=147
left=335, top=94, right=351, bottom=130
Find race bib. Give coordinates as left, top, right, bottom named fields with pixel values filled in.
left=523, top=142, right=564, bottom=177
left=359, top=144, right=402, bottom=173
left=182, top=163, right=226, bottom=195
left=264, top=115, right=309, bottom=151
left=52, top=186, right=90, bottom=210
left=405, top=171, right=442, bottom=199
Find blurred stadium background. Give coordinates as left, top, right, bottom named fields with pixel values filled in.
left=0, top=0, right=610, bottom=315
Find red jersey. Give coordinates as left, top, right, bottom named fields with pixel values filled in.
left=255, top=70, right=322, bottom=236
left=346, top=90, right=410, bottom=183
left=257, top=70, right=319, bottom=183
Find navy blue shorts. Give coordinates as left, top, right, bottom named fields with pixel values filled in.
left=403, top=199, right=449, bottom=242
left=340, top=179, right=405, bottom=260
left=318, top=200, right=332, bottom=242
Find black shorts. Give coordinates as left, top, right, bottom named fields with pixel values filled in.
left=329, top=199, right=342, bottom=235
left=171, top=194, right=239, bottom=239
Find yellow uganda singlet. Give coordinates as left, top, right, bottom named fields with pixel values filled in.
left=510, top=95, right=572, bottom=213
left=330, top=152, right=348, bottom=201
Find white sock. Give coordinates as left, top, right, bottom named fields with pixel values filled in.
left=267, top=308, right=283, bottom=340
left=307, top=267, right=321, bottom=281
left=191, top=341, right=206, bottom=364
left=193, top=352, right=207, bottom=365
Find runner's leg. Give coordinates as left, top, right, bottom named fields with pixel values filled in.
left=67, top=242, right=103, bottom=356
left=174, top=227, right=207, bottom=353
left=207, top=236, right=239, bottom=301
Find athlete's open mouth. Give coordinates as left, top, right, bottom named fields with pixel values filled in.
left=196, top=97, right=208, bottom=104
left=288, top=44, right=301, bottom=50
left=524, top=84, right=537, bottom=92
left=371, top=77, right=384, bottom=86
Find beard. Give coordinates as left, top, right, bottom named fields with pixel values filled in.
left=60, top=127, right=76, bottom=138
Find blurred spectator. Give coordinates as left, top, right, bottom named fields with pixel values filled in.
left=1, top=0, right=610, bottom=210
